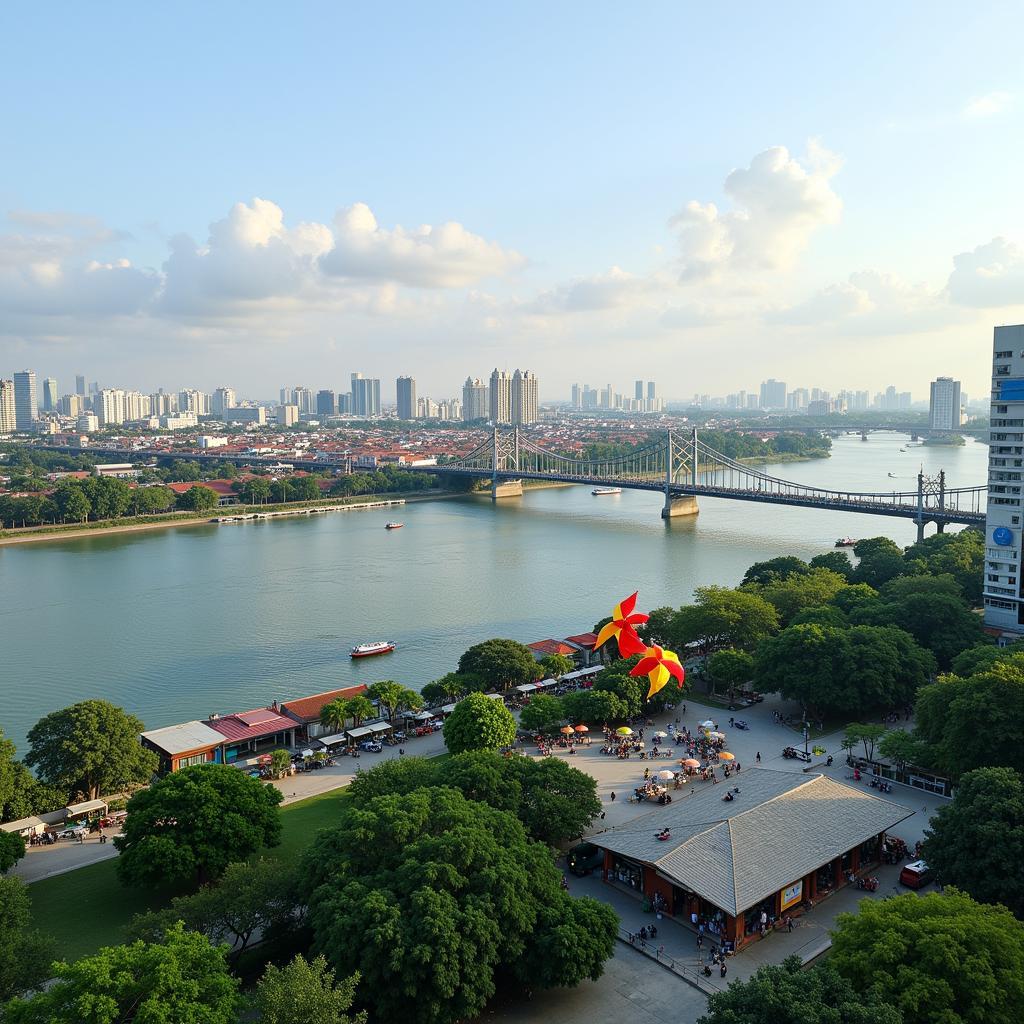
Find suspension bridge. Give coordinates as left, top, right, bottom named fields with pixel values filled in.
left=435, top=427, right=988, bottom=539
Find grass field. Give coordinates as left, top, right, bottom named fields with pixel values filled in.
left=28, top=783, right=355, bottom=962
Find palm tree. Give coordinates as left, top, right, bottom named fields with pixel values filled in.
left=346, top=695, right=375, bottom=727
left=319, top=698, right=349, bottom=735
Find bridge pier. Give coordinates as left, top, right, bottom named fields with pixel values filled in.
left=492, top=479, right=523, bottom=500
left=662, top=494, right=699, bottom=519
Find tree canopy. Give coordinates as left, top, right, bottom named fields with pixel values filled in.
left=749, top=568, right=849, bottom=625
left=457, top=639, right=540, bottom=690
left=922, top=767, right=1024, bottom=918
left=115, top=763, right=282, bottom=888
left=3, top=923, right=241, bottom=1024
left=0, top=831, right=26, bottom=873
left=831, top=888, right=1024, bottom=1024
left=903, top=529, right=984, bottom=604
left=850, top=536, right=905, bottom=589
left=699, top=956, right=901, bottom=1024
left=25, top=699, right=158, bottom=802
left=442, top=692, right=517, bottom=754
left=674, top=585, right=779, bottom=655
left=0, top=875, right=55, bottom=1001
left=254, top=954, right=366, bottom=1024
left=366, top=680, right=422, bottom=722
left=518, top=693, right=565, bottom=733
left=741, top=556, right=811, bottom=586
left=300, top=787, right=616, bottom=1024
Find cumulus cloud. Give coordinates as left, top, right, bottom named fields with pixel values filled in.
left=319, top=203, right=524, bottom=288
left=964, top=91, right=1012, bottom=118
left=0, top=257, right=160, bottom=316
left=947, top=237, right=1024, bottom=307
left=671, top=141, right=842, bottom=280
left=525, top=267, right=658, bottom=314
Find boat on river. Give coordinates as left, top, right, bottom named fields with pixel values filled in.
left=385, top=522, right=404, bottom=529
left=351, top=641, right=396, bottom=658
left=834, top=537, right=857, bottom=548
left=592, top=487, right=622, bottom=495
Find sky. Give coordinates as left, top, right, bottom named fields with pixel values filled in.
left=3, top=1, right=1024, bottom=403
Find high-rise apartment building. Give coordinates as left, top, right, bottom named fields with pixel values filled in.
left=571, top=384, right=582, bottom=410
left=97, top=388, right=127, bottom=425
left=316, top=389, right=337, bottom=417
left=179, top=389, right=211, bottom=416
left=647, top=381, right=656, bottom=403
left=351, top=373, right=381, bottom=416
left=59, top=394, right=84, bottom=417
left=511, top=369, right=539, bottom=425
left=396, top=376, right=417, bottom=420
left=13, top=371, right=38, bottom=429
left=759, top=379, right=787, bottom=409
left=212, top=387, right=236, bottom=418
left=462, top=377, right=488, bottom=421
left=75, top=374, right=86, bottom=396
left=280, top=386, right=296, bottom=407
left=337, top=392, right=352, bottom=415
left=150, top=389, right=178, bottom=416
left=279, top=404, right=299, bottom=427
left=489, top=369, right=512, bottom=424
left=42, top=378, right=58, bottom=411
left=929, top=377, right=962, bottom=430
left=0, top=380, right=15, bottom=433
left=635, top=380, right=644, bottom=401
left=984, top=325, right=1024, bottom=639
left=293, top=387, right=314, bottom=415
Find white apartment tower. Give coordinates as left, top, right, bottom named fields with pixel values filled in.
left=511, top=369, right=539, bottom=425
left=213, top=387, right=236, bottom=417
left=489, top=369, right=512, bottom=424
left=928, top=377, right=962, bottom=431
left=0, top=380, right=15, bottom=433
left=462, top=377, right=488, bottom=422
left=984, top=325, right=1024, bottom=639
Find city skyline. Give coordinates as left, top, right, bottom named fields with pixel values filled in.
left=4, top=6, right=1024, bottom=398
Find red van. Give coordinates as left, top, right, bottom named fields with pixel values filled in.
left=899, top=860, right=933, bottom=889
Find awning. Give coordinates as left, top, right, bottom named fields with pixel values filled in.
left=486, top=693, right=505, bottom=701
left=347, top=726, right=375, bottom=739
left=66, top=799, right=107, bottom=817
left=536, top=678, right=557, bottom=688
left=561, top=666, right=603, bottom=682
left=318, top=733, right=348, bottom=747
left=441, top=704, right=458, bottom=714
left=368, top=722, right=392, bottom=734
left=515, top=683, right=539, bottom=694
left=301, top=749, right=315, bottom=758
left=401, top=711, right=433, bottom=721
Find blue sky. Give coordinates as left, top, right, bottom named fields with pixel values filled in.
left=3, top=2, right=1024, bottom=401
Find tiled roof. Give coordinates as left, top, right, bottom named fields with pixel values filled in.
left=527, top=639, right=577, bottom=656
left=592, top=768, right=913, bottom=916
left=280, top=684, right=369, bottom=723
left=141, top=720, right=225, bottom=756
left=206, top=708, right=297, bottom=743
left=564, top=632, right=599, bottom=648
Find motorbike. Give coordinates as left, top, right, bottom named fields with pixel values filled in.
left=733, top=720, right=749, bottom=730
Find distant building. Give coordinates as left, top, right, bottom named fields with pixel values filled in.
left=635, top=380, right=644, bottom=401
left=462, top=377, right=488, bottom=421
left=396, top=376, right=417, bottom=420
left=278, top=404, right=299, bottom=427
left=511, top=369, right=539, bottom=425
left=929, top=377, right=962, bottom=430
left=199, top=436, right=228, bottom=449
left=179, top=389, right=211, bottom=416
left=0, top=380, right=15, bottom=433
left=13, top=370, right=37, bottom=429
left=229, top=406, right=267, bottom=426
left=42, top=377, right=58, bottom=411
left=759, top=379, right=787, bottom=410
left=489, top=369, right=512, bottom=424
left=212, top=387, right=236, bottom=417
left=571, top=383, right=582, bottom=410
left=351, top=373, right=381, bottom=416
left=77, top=413, right=99, bottom=433
left=316, top=389, right=337, bottom=417
left=75, top=374, right=86, bottom=396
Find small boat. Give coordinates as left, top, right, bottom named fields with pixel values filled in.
left=887, top=472, right=896, bottom=478
left=385, top=522, right=404, bottom=530
left=835, top=537, right=857, bottom=548
left=351, top=641, right=396, bottom=658
left=592, top=487, right=622, bottom=496
left=899, top=448, right=907, bottom=452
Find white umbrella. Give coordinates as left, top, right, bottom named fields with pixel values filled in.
left=652, top=730, right=668, bottom=739
left=700, top=719, right=715, bottom=730
left=657, top=769, right=675, bottom=780
left=709, top=731, right=725, bottom=739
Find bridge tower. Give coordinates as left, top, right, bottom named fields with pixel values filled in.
left=491, top=426, right=523, bottom=500
left=661, top=429, right=699, bottom=519
left=915, top=469, right=947, bottom=541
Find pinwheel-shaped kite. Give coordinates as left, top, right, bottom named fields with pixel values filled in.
left=630, top=644, right=686, bottom=701
left=593, top=592, right=649, bottom=659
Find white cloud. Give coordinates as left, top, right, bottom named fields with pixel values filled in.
left=0, top=257, right=160, bottom=316
left=964, top=91, right=1012, bottom=118
left=525, top=267, right=657, bottom=314
left=319, top=203, right=524, bottom=288
left=670, top=141, right=842, bottom=279
left=947, top=236, right=1024, bottom=307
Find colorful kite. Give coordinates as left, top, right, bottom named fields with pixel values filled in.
left=594, top=591, right=649, bottom=658
left=630, top=644, right=685, bottom=700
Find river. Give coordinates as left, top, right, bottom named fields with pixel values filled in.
left=0, top=432, right=989, bottom=750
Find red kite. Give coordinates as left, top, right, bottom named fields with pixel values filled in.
left=594, top=591, right=649, bottom=658
left=630, top=644, right=685, bottom=700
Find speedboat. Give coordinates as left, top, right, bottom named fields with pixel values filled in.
left=385, top=522, right=404, bottom=529
left=592, top=487, right=622, bottom=495
left=350, top=641, right=396, bottom=658
left=834, top=537, right=857, bottom=548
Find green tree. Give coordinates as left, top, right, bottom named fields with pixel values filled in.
left=457, top=638, right=540, bottom=690
left=176, top=484, right=219, bottom=511
left=129, top=485, right=176, bottom=515
left=347, top=756, right=438, bottom=804
left=877, top=728, right=925, bottom=772
left=809, top=550, right=854, bottom=579
left=674, top=586, right=779, bottom=660
left=3, top=922, right=241, bottom=1024
left=754, top=568, right=849, bottom=625
left=236, top=477, right=272, bottom=504
left=707, top=648, right=754, bottom=698
left=519, top=693, right=565, bottom=733
left=699, top=956, right=901, bottom=1024
left=830, top=582, right=879, bottom=616
left=291, top=476, right=323, bottom=501
left=593, top=657, right=648, bottom=717
left=25, top=699, right=158, bottom=801
left=922, top=767, right=1024, bottom=917
left=0, top=875, right=56, bottom=1001
left=0, top=831, right=26, bottom=873
left=741, top=555, right=811, bottom=586
left=366, top=680, right=422, bottom=722
left=442, top=692, right=517, bottom=754
left=301, top=787, right=616, bottom=1024
left=319, top=698, right=348, bottom=734
left=641, top=605, right=681, bottom=647
left=115, top=763, right=283, bottom=888
left=950, top=642, right=1020, bottom=678
left=53, top=481, right=91, bottom=523
left=539, top=653, right=574, bottom=678
left=851, top=536, right=905, bottom=588
left=344, top=695, right=375, bottom=726
left=831, top=888, right=1024, bottom=1024
left=561, top=688, right=628, bottom=725
left=420, top=673, right=468, bottom=706
left=842, top=723, right=886, bottom=761
left=254, top=954, right=366, bottom=1024
left=790, top=604, right=848, bottom=628
left=270, top=748, right=292, bottom=778
left=903, top=529, right=985, bottom=605
left=502, top=754, right=602, bottom=845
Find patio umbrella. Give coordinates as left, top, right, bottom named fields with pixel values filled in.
left=700, top=719, right=715, bottom=730
left=709, top=731, right=725, bottom=739
left=652, top=731, right=668, bottom=739
left=560, top=725, right=576, bottom=735
left=616, top=727, right=633, bottom=736
left=657, top=769, right=675, bottom=780
left=574, top=725, right=589, bottom=732
left=718, top=751, right=735, bottom=761
left=682, top=758, right=701, bottom=767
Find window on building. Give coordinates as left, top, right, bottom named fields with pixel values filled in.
left=178, top=752, right=208, bottom=768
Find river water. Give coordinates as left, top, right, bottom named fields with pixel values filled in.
left=0, top=433, right=989, bottom=750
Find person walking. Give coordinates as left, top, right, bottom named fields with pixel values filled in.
left=610, top=791, right=616, bottom=802
left=756, top=751, right=761, bottom=763
left=720, top=961, right=727, bottom=978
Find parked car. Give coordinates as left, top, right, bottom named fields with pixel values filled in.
left=567, top=842, right=603, bottom=876
left=358, top=740, right=383, bottom=753
left=899, top=860, right=933, bottom=889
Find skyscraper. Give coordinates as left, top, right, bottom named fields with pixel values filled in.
left=462, top=377, right=488, bottom=421
left=13, top=370, right=37, bottom=430
left=489, top=369, right=512, bottom=424
left=293, top=387, right=314, bottom=415
left=42, top=378, right=58, bottom=411
left=759, top=379, right=787, bottom=409
left=75, top=374, right=86, bottom=396
left=635, top=380, right=644, bottom=401
left=316, top=389, right=337, bottom=416
left=929, top=377, right=962, bottom=430
left=984, top=325, right=1024, bottom=639
left=511, top=369, right=539, bottom=425
left=212, top=387, right=236, bottom=417
left=647, top=381, right=656, bottom=402
left=0, top=380, right=15, bottom=433
left=571, top=384, right=582, bottom=409
left=396, top=376, right=417, bottom=420
left=350, top=374, right=381, bottom=416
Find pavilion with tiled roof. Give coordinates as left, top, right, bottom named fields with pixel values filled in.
left=589, top=768, right=913, bottom=948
